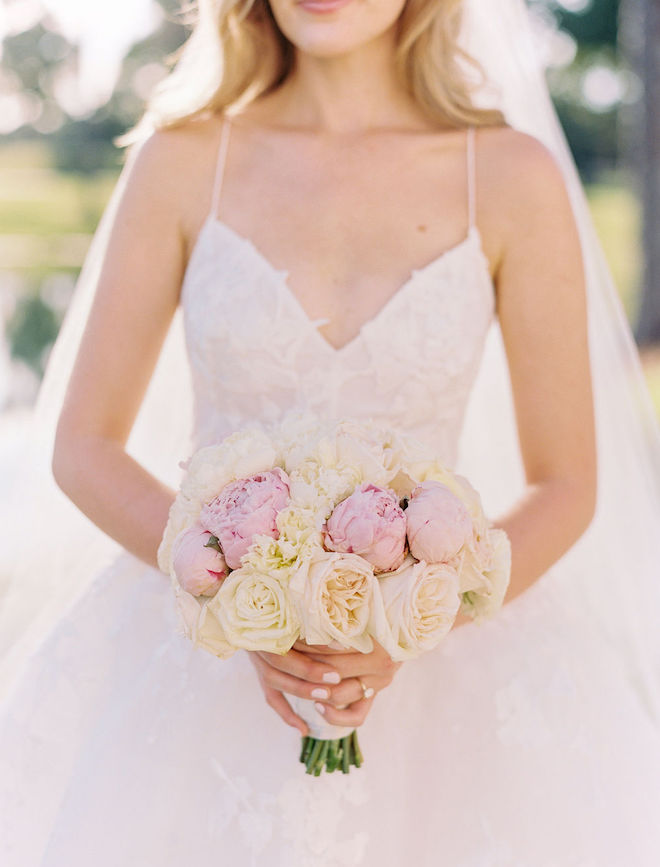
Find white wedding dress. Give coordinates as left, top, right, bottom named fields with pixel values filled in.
left=1, top=122, right=660, bottom=867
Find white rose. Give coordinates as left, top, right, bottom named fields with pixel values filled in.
left=170, top=580, right=198, bottom=641
left=460, top=528, right=512, bottom=622
left=369, top=554, right=461, bottom=661
left=209, top=565, right=300, bottom=653
left=170, top=580, right=234, bottom=659
left=195, top=598, right=235, bottom=658
left=289, top=550, right=376, bottom=652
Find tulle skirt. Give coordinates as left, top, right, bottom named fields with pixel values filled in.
left=1, top=548, right=659, bottom=867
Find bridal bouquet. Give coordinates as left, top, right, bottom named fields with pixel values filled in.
left=158, top=413, right=511, bottom=775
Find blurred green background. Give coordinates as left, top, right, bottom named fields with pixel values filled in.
left=1, top=0, right=659, bottom=414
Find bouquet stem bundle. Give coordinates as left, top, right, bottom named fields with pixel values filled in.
left=300, top=731, right=363, bottom=775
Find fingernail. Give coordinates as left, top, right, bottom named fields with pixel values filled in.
left=311, top=688, right=329, bottom=700
left=314, top=702, right=326, bottom=715
left=364, top=687, right=375, bottom=699
left=323, top=672, right=341, bottom=684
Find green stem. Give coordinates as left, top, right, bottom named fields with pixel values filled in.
left=313, top=741, right=329, bottom=776
left=305, top=738, right=324, bottom=775
left=351, top=729, right=363, bottom=768
left=341, top=735, right=351, bottom=774
left=326, top=739, right=339, bottom=773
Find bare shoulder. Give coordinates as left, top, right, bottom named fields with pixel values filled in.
left=121, top=114, right=225, bottom=246
left=474, top=125, right=576, bottom=271
left=477, top=125, right=564, bottom=185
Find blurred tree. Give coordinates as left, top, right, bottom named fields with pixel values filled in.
left=48, top=1, right=188, bottom=173
left=103, top=0, right=189, bottom=130
left=620, top=0, right=660, bottom=344
left=552, top=0, right=619, bottom=44
left=533, top=0, right=625, bottom=177
left=0, top=17, right=74, bottom=136
left=0, top=2, right=189, bottom=173
left=6, top=292, right=61, bottom=377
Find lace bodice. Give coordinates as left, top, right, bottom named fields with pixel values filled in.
left=181, top=121, right=495, bottom=463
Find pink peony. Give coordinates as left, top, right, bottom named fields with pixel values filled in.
left=172, top=523, right=228, bottom=597
left=200, top=467, right=290, bottom=569
left=322, top=482, right=407, bottom=573
left=405, top=480, right=473, bottom=563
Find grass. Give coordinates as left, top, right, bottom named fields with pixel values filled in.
left=0, top=140, right=116, bottom=240
left=584, top=176, right=642, bottom=322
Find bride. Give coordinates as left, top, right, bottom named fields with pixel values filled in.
left=1, top=0, right=660, bottom=864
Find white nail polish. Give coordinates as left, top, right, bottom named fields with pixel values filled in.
left=314, top=702, right=326, bottom=715
left=311, top=688, right=329, bottom=700
left=364, top=687, right=375, bottom=699
left=323, top=672, right=341, bottom=684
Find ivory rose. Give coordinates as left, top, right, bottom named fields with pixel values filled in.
left=369, top=555, right=461, bottom=661
left=323, top=483, right=407, bottom=573
left=171, top=523, right=228, bottom=597
left=405, top=480, right=474, bottom=563
left=200, top=467, right=290, bottom=568
left=460, top=528, right=512, bottom=622
left=209, top=565, right=300, bottom=654
left=289, top=550, right=376, bottom=652
left=193, top=599, right=235, bottom=659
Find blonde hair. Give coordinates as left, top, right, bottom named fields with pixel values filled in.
left=118, top=0, right=506, bottom=146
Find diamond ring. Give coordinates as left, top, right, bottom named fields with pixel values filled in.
left=357, top=677, right=375, bottom=700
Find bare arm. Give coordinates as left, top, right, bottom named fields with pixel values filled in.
left=454, top=130, right=596, bottom=627
left=52, top=131, right=191, bottom=570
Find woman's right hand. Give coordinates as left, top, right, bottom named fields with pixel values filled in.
left=247, top=648, right=343, bottom=736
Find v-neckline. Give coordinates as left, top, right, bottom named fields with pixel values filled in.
left=196, top=214, right=490, bottom=355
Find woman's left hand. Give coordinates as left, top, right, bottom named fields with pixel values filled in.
left=292, top=638, right=402, bottom=728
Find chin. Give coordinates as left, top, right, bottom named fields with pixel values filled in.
left=269, top=0, right=407, bottom=59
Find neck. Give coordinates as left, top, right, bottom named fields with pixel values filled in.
left=265, top=32, right=429, bottom=135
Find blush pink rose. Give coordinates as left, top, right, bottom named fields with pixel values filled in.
left=172, top=523, right=228, bottom=597
left=200, top=467, right=290, bottom=569
left=405, top=480, right=473, bottom=563
left=322, top=482, right=407, bottom=573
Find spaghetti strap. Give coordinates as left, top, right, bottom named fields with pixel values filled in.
left=210, top=116, right=232, bottom=219
left=466, top=125, right=476, bottom=230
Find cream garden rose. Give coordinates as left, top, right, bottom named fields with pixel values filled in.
left=369, top=555, right=461, bottom=661
left=289, top=550, right=376, bottom=652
